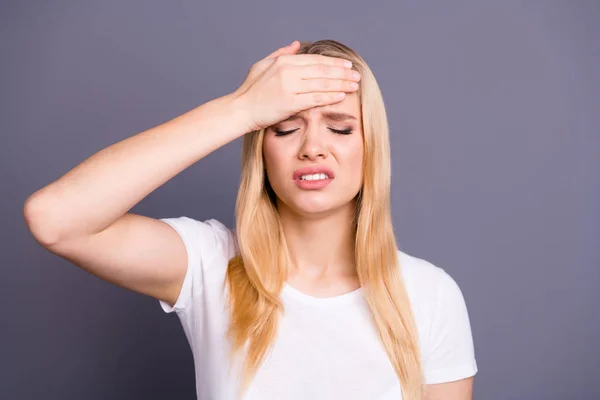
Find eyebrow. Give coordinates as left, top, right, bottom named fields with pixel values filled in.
left=281, top=111, right=357, bottom=123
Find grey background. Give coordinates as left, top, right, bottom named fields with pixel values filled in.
left=2, top=1, right=598, bottom=399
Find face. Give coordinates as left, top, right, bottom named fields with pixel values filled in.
left=262, top=93, right=364, bottom=217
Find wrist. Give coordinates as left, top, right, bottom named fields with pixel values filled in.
left=221, top=91, right=256, bottom=134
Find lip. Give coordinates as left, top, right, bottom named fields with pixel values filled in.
left=292, top=166, right=335, bottom=180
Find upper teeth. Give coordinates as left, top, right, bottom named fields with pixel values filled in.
left=301, top=173, right=328, bottom=180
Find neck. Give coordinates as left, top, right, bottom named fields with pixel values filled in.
left=277, top=200, right=357, bottom=281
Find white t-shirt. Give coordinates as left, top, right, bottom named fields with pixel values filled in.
left=158, top=216, right=478, bottom=400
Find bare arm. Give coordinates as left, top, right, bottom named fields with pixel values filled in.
left=24, top=93, right=248, bottom=246
left=23, top=94, right=251, bottom=305
left=424, top=377, right=474, bottom=400
left=23, top=41, right=360, bottom=307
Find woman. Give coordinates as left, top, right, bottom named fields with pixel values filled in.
left=24, top=39, right=477, bottom=399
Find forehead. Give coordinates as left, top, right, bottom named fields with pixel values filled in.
left=281, top=93, right=361, bottom=123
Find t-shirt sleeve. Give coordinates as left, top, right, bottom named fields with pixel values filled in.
left=156, top=216, right=234, bottom=315
left=423, top=269, right=478, bottom=384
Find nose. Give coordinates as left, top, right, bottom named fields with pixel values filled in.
left=297, top=124, right=328, bottom=161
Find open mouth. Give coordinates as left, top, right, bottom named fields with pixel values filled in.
left=296, top=173, right=332, bottom=181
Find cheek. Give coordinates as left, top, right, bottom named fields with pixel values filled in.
left=262, top=137, right=278, bottom=169
left=262, top=138, right=288, bottom=183
left=336, top=141, right=364, bottom=173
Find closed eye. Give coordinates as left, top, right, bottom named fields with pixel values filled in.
left=330, top=128, right=353, bottom=135
left=274, top=128, right=354, bottom=136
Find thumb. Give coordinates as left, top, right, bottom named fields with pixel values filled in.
left=264, top=40, right=300, bottom=60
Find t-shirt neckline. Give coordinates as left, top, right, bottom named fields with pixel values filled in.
left=282, top=282, right=364, bottom=307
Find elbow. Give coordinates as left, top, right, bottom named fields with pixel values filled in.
left=23, top=193, right=61, bottom=248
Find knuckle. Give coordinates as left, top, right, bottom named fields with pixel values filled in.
left=319, top=64, right=330, bottom=76
left=332, top=66, right=344, bottom=78
left=279, top=66, right=289, bottom=79
left=279, top=68, right=294, bottom=90
left=250, top=61, right=261, bottom=72
left=275, top=54, right=289, bottom=65
left=280, top=78, right=292, bottom=93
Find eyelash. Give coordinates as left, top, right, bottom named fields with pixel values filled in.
left=274, top=128, right=353, bottom=136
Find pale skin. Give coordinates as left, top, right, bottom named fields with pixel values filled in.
left=261, top=59, right=473, bottom=399
left=23, top=40, right=472, bottom=399
left=263, top=94, right=364, bottom=297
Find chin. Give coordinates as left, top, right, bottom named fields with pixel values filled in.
left=294, top=202, right=336, bottom=216
left=285, top=194, right=354, bottom=217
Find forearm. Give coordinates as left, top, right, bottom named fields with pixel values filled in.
left=24, top=93, right=250, bottom=245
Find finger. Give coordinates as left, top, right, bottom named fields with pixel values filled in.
left=264, top=40, right=299, bottom=60
left=294, top=78, right=359, bottom=94
left=293, top=64, right=361, bottom=81
left=294, top=92, right=348, bottom=109
left=281, top=53, right=353, bottom=68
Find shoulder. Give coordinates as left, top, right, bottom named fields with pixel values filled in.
left=396, top=249, right=478, bottom=383
left=396, top=248, right=469, bottom=324
left=159, top=216, right=238, bottom=262
left=156, top=216, right=237, bottom=315
left=397, top=249, right=459, bottom=300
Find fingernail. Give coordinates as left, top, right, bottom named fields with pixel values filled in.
left=344, top=60, right=353, bottom=68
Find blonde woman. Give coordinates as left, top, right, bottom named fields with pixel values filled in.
left=24, top=40, right=478, bottom=399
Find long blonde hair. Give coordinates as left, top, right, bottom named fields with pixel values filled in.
left=226, top=39, right=424, bottom=399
